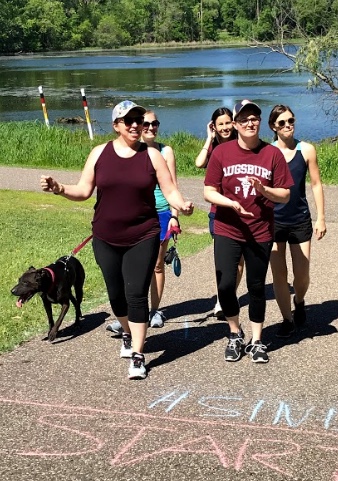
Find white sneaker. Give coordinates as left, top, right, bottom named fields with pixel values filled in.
left=128, top=353, right=147, bottom=379
left=150, top=310, right=166, bottom=328
left=120, top=333, right=132, bottom=358
left=214, top=301, right=223, bottom=317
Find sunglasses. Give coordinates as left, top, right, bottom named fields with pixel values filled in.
left=143, top=120, right=160, bottom=128
left=120, top=116, right=144, bottom=126
left=275, top=117, right=295, bottom=128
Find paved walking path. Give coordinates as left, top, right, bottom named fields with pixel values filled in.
left=1, top=166, right=338, bottom=481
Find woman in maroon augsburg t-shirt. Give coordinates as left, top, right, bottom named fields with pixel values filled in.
left=204, top=99, right=293, bottom=364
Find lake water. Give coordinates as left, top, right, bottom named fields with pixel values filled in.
left=0, top=47, right=335, bottom=141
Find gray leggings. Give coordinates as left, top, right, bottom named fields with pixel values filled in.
left=214, top=235, right=272, bottom=323
left=92, top=235, right=160, bottom=323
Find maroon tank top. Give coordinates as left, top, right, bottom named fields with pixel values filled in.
left=92, top=141, right=160, bottom=246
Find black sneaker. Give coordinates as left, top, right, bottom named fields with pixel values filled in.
left=245, top=340, right=269, bottom=363
left=293, top=296, right=306, bottom=326
left=224, top=329, right=245, bottom=362
left=276, top=318, right=295, bottom=338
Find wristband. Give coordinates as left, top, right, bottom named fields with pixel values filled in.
left=170, top=215, right=180, bottom=225
left=54, top=183, right=64, bottom=195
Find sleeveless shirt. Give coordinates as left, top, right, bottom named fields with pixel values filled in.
left=273, top=140, right=311, bottom=225
left=92, top=141, right=160, bottom=246
left=153, top=143, right=170, bottom=212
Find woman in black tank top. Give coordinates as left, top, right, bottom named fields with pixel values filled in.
left=268, top=104, right=326, bottom=338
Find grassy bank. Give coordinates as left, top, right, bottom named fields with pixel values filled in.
left=0, top=121, right=202, bottom=177
left=1, top=121, right=338, bottom=183
left=1, top=191, right=211, bottom=354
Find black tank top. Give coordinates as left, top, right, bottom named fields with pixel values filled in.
left=273, top=141, right=311, bottom=225
left=92, top=141, right=160, bottom=246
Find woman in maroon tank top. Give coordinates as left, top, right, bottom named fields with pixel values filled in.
left=40, top=100, right=193, bottom=381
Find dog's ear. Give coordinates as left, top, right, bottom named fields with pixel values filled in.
left=28, top=266, right=36, bottom=271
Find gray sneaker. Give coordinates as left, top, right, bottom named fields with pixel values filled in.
left=150, top=310, right=166, bottom=328
left=106, top=320, right=123, bottom=335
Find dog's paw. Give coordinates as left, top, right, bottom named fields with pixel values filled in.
left=48, top=329, right=57, bottom=342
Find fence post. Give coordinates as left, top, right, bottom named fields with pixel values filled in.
left=80, top=88, right=94, bottom=140
left=38, top=86, right=50, bottom=128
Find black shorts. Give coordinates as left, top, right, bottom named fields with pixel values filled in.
left=274, top=218, right=313, bottom=244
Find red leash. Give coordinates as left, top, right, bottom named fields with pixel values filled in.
left=71, top=234, right=93, bottom=255
left=42, top=235, right=93, bottom=289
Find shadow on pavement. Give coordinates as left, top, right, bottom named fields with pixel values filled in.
left=145, top=321, right=228, bottom=370
left=147, top=295, right=338, bottom=368
left=162, top=296, right=215, bottom=319
left=45, top=311, right=110, bottom=344
left=265, top=299, right=338, bottom=351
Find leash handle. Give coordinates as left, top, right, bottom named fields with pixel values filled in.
left=71, top=234, right=93, bottom=256
left=162, top=226, right=181, bottom=244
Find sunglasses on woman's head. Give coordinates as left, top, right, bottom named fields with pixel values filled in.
left=143, top=120, right=160, bottom=128
left=275, top=117, right=295, bottom=128
left=120, top=116, right=144, bottom=126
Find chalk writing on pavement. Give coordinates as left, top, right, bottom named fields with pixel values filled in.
left=1, top=395, right=338, bottom=480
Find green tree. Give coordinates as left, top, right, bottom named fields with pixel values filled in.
left=257, top=0, right=338, bottom=120
left=0, top=0, right=25, bottom=52
left=100, top=0, right=149, bottom=44
left=94, top=14, right=131, bottom=48
left=153, top=0, right=194, bottom=42
left=219, top=0, right=242, bottom=34
left=293, top=0, right=331, bottom=36
left=194, top=0, right=220, bottom=41
left=251, top=6, right=275, bottom=41
left=64, top=18, right=94, bottom=49
left=20, top=0, right=68, bottom=51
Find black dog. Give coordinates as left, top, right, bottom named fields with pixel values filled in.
left=11, top=256, right=85, bottom=342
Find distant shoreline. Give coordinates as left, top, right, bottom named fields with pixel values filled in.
left=3, top=39, right=303, bottom=57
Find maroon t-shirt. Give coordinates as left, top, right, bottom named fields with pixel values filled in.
left=92, top=141, right=160, bottom=246
left=204, top=139, right=294, bottom=242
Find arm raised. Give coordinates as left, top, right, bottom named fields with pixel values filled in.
left=40, top=143, right=106, bottom=201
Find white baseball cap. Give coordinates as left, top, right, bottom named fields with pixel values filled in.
left=112, top=100, right=146, bottom=122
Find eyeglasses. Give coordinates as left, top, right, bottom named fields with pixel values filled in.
left=120, top=116, right=144, bottom=126
left=236, top=117, right=261, bottom=126
left=275, top=117, right=295, bottom=128
left=143, top=120, right=160, bottom=129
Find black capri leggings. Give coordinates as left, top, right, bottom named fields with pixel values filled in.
left=214, top=235, right=272, bottom=323
left=92, top=235, right=160, bottom=323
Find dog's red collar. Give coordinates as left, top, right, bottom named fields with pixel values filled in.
left=43, top=267, right=56, bottom=289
